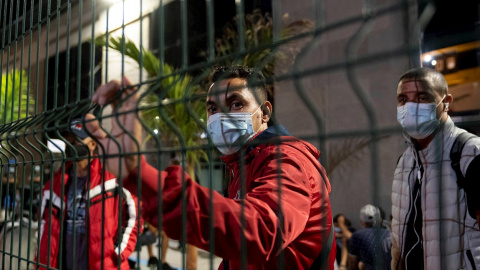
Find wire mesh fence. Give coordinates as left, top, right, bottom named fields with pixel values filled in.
left=0, top=0, right=477, bottom=269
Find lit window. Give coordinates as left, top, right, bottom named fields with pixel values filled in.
left=446, top=56, right=456, bottom=69
left=434, top=59, right=444, bottom=72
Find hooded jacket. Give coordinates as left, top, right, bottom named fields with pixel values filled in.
left=391, top=117, right=480, bottom=269
left=125, top=125, right=335, bottom=269
left=37, top=158, right=140, bottom=270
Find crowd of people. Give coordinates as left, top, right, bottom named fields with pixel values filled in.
left=7, top=66, right=479, bottom=269
left=334, top=205, right=392, bottom=270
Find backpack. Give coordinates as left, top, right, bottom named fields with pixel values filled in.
left=450, top=132, right=479, bottom=219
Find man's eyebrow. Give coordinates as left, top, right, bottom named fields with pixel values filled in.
left=225, top=93, right=246, bottom=103
left=206, top=100, right=217, bottom=106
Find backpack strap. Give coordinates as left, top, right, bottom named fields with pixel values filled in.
left=450, top=132, right=476, bottom=189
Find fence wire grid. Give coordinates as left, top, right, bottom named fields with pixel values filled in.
left=0, top=0, right=477, bottom=269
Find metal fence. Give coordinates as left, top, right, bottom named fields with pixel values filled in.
left=0, top=0, right=477, bottom=269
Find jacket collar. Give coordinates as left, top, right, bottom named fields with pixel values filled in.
left=221, top=125, right=291, bottom=164
left=251, top=125, right=291, bottom=142
left=62, top=157, right=102, bottom=184
left=412, top=116, right=455, bottom=164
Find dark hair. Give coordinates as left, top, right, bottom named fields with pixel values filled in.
left=399, top=67, right=448, bottom=97
left=333, top=214, right=352, bottom=227
left=211, top=66, right=268, bottom=103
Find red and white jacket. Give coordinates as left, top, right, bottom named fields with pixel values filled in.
left=37, top=158, right=141, bottom=270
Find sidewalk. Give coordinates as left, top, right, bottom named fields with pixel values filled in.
left=130, top=238, right=222, bottom=270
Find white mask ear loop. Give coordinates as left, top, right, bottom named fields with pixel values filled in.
left=435, top=95, right=446, bottom=107
left=252, top=104, right=262, bottom=116
left=436, top=95, right=448, bottom=118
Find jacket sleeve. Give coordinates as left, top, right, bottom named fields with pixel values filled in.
left=36, top=174, right=64, bottom=269
left=39, top=171, right=64, bottom=224
left=122, top=155, right=169, bottom=228
left=391, top=232, right=401, bottom=269
left=161, top=146, right=320, bottom=265
left=124, top=151, right=327, bottom=265
left=113, top=186, right=142, bottom=262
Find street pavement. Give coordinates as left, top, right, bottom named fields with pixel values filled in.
left=130, top=238, right=222, bottom=270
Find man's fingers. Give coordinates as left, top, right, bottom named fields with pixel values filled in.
left=92, top=80, right=122, bottom=105
left=84, top=113, right=107, bottom=139
left=122, top=76, right=140, bottom=107
left=93, top=77, right=137, bottom=106
left=122, top=76, right=133, bottom=89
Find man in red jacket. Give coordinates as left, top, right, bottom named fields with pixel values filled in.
left=89, top=66, right=335, bottom=269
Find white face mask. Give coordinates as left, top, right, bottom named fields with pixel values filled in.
left=206, top=106, right=262, bottom=155
left=397, top=96, right=445, bottom=139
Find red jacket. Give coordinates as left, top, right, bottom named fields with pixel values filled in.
left=124, top=129, right=335, bottom=269
left=37, top=158, right=141, bottom=270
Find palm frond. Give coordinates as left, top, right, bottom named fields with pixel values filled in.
left=95, top=35, right=208, bottom=177
left=326, top=135, right=390, bottom=175
left=0, top=69, right=34, bottom=126
left=212, top=9, right=314, bottom=78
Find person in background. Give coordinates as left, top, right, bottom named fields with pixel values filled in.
left=36, top=119, right=140, bottom=270
left=392, top=67, right=480, bottom=269
left=333, top=214, right=354, bottom=270
left=348, top=205, right=391, bottom=270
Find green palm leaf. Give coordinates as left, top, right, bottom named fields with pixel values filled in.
left=0, top=69, right=35, bottom=126
left=95, top=36, right=207, bottom=179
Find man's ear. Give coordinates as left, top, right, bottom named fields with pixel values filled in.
left=261, top=101, right=272, bottom=124
left=444, top=94, right=453, bottom=111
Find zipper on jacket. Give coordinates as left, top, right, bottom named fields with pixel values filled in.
left=401, top=152, right=425, bottom=270
left=399, top=158, right=416, bottom=268
left=222, top=162, right=235, bottom=198
left=222, top=162, right=234, bottom=270
left=229, top=165, right=235, bottom=180
left=466, top=250, right=477, bottom=270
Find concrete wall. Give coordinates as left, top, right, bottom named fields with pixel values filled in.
left=274, top=0, right=418, bottom=227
